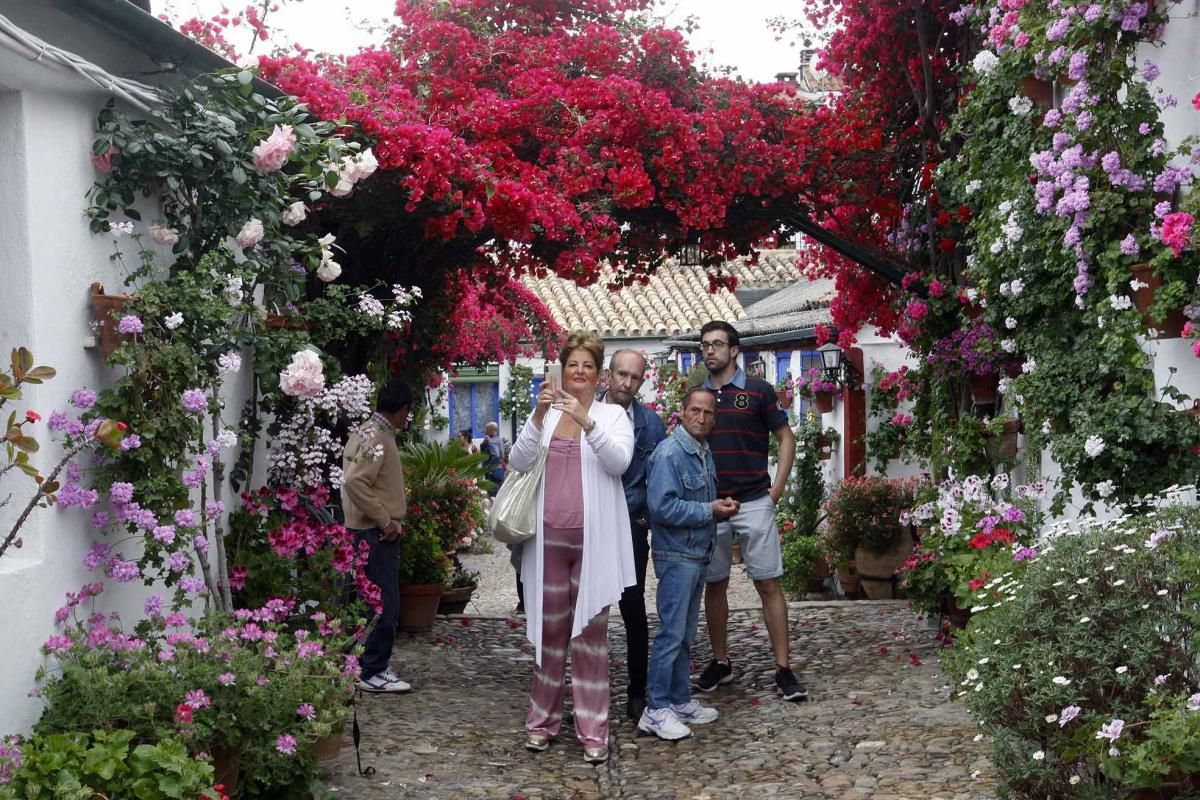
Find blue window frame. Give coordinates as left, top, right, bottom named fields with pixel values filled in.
left=680, top=352, right=695, bottom=372
left=776, top=352, right=792, bottom=384
left=789, top=351, right=826, bottom=418
left=448, top=381, right=500, bottom=437
left=529, top=376, right=544, bottom=409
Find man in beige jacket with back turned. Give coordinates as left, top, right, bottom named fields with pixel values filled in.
left=342, top=378, right=412, bottom=693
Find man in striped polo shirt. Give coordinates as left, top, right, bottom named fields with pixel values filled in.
left=694, top=321, right=808, bottom=702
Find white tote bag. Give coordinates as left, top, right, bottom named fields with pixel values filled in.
left=488, top=445, right=548, bottom=545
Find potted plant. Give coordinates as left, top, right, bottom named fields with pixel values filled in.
left=33, top=598, right=358, bottom=798
left=88, top=282, right=134, bottom=359
left=793, top=367, right=839, bottom=415
left=438, top=555, right=480, bottom=615
left=897, top=472, right=1043, bottom=620
left=397, top=521, right=450, bottom=632
left=825, top=476, right=918, bottom=600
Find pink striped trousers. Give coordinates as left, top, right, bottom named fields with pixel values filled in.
left=525, top=523, right=610, bottom=749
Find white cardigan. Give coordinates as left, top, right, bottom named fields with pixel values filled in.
left=509, top=402, right=635, bottom=665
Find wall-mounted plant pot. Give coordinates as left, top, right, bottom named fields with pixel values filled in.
left=969, top=373, right=999, bottom=405
left=813, top=391, right=835, bottom=414
left=89, top=282, right=133, bottom=359
left=1019, top=76, right=1053, bottom=107
left=816, top=435, right=834, bottom=460
left=986, top=419, right=1022, bottom=462
left=1127, top=263, right=1186, bottom=338
left=265, top=312, right=308, bottom=331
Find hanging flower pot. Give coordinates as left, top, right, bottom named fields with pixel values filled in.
left=1127, top=263, right=1186, bottom=338
left=968, top=373, right=999, bottom=405
left=265, top=311, right=308, bottom=331
left=813, top=390, right=835, bottom=414
left=779, top=392, right=793, bottom=411
left=1019, top=76, right=1053, bottom=107
left=89, top=282, right=133, bottom=359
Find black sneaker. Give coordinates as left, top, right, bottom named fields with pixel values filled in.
left=775, top=667, right=809, bottom=702
left=694, top=659, right=734, bottom=693
left=626, top=693, right=647, bottom=722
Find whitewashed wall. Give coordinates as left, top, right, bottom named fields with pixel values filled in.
left=0, top=6, right=254, bottom=735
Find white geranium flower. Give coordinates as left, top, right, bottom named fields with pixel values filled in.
left=1009, top=279, right=1024, bottom=295
left=973, top=50, right=999, bottom=74
left=1084, top=435, right=1106, bottom=457
left=1009, top=95, right=1034, bottom=116
left=1096, top=480, right=1116, bottom=498
left=1005, top=316, right=1018, bottom=329
left=1109, top=294, right=1133, bottom=311
left=966, top=179, right=982, bottom=195
left=1021, top=358, right=1037, bottom=374
left=163, top=312, right=184, bottom=330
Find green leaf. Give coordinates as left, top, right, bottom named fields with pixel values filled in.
left=231, top=165, right=247, bottom=185
left=25, top=366, right=56, bottom=381
left=237, top=70, right=252, bottom=85
left=215, top=138, right=233, bottom=156
left=12, top=433, right=39, bottom=453
left=124, top=207, right=142, bottom=221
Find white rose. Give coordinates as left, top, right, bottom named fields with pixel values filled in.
left=280, top=201, right=307, bottom=226
left=149, top=224, right=180, bottom=247
left=330, top=172, right=356, bottom=197
left=316, top=258, right=342, bottom=282
left=235, top=218, right=264, bottom=248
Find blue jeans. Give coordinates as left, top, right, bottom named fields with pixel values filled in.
left=354, top=528, right=400, bottom=679
left=646, top=557, right=706, bottom=710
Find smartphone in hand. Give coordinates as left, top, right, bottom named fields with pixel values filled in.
left=546, top=363, right=563, bottom=391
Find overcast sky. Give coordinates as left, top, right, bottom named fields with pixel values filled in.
left=162, top=0, right=810, bottom=84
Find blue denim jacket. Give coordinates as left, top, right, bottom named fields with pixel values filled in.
left=617, top=399, right=667, bottom=518
left=646, top=426, right=717, bottom=563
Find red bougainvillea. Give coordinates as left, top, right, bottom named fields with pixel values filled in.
left=257, top=0, right=889, bottom=284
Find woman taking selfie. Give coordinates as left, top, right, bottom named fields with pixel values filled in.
left=508, top=331, right=635, bottom=764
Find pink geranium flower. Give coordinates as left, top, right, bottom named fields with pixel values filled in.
left=1159, top=212, right=1194, bottom=257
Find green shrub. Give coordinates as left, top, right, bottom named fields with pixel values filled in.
left=779, top=533, right=826, bottom=597
left=942, top=499, right=1200, bottom=798
left=0, top=730, right=221, bottom=800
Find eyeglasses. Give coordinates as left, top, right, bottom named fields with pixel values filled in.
left=699, top=340, right=729, bottom=352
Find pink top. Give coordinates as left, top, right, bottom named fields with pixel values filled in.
left=543, top=435, right=584, bottom=529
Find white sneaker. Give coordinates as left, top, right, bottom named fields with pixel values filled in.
left=670, top=700, right=719, bottom=725
left=356, top=673, right=412, bottom=693
left=380, top=667, right=407, bottom=685
left=637, top=706, right=692, bottom=740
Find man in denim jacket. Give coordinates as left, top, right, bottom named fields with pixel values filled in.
left=638, top=387, right=739, bottom=740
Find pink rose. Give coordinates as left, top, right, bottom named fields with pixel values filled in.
left=280, top=201, right=307, bottom=226
left=251, top=124, right=296, bottom=174
left=279, top=349, right=325, bottom=398
left=236, top=218, right=264, bottom=248
left=148, top=224, right=180, bottom=247
left=90, top=144, right=118, bottom=173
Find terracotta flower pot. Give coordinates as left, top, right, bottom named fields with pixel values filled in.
left=89, top=282, right=133, bottom=359
left=813, top=391, right=835, bottom=414
left=1019, top=75, right=1053, bottom=107
left=265, top=312, right=308, bottom=331
left=854, top=527, right=914, bottom=600
left=210, top=745, right=242, bottom=796
left=836, top=563, right=862, bottom=599
left=1127, top=263, right=1186, bottom=338
left=397, top=583, right=444, bottom=632
left=969, top=373, right=999, bottom=405
left=312, top=729, right=344, bottom=764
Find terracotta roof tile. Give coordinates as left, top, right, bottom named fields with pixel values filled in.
left=522, top=249, right=805, bottom=338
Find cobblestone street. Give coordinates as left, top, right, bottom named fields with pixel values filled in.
left=324, top=555, right=996, bottom=800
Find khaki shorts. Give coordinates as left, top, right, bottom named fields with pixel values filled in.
left=705, top=494, right=783, bottom=582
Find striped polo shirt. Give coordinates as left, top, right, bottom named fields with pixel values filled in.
left=702, top=368, right=789, bottom=502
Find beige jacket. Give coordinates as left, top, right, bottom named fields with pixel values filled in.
left=340, top=416, right=406, bottom=531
